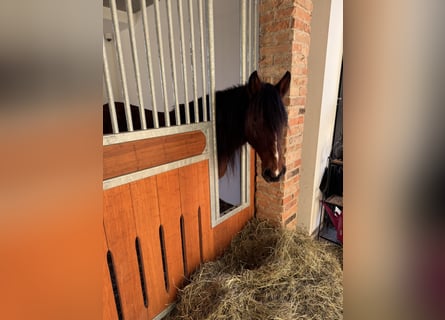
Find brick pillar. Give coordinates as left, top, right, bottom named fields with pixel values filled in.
left=256, top=0, right=313, bottom=229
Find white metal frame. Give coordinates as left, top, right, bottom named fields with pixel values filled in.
left=102, top=0, right=259, bottom=228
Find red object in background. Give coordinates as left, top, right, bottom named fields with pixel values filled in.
left=322, top=201, right=343, bottom=244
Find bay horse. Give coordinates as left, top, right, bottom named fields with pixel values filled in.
left=103, top=70, right=290, bottom=182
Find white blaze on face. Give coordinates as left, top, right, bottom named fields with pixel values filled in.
left=274, top=134, right=279, bottom=176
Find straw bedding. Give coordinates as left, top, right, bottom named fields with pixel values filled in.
left=166, top=218, right=343, bottom=320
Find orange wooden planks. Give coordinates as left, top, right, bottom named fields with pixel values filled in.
left=103, top=228, right=118, bottom=320
left=156, top=170, right=185, bottom=302
left=102, top=152, right=255, bottom=319
left=195, top=160, right=215, bottom=262
left=178, top=163, right=204, bottom=276
left=103, top=131, right=206, bottom=180
left=129, top=177, right=168, bottom=319
left=103, top=185, right=149, bottom=319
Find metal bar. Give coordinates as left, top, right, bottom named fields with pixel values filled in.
left=103, top=40, right=119, bottom=134
left=140, top=0, right=159, bottom=128
left=197, top=0, right=207, bottom=122
left=254, top=0, right=258, bottom=70
left=152, top=304, right=176, bottom=320
left=187, top=0, right=199, bottom=123
left=153, top=0, right=171, bottom=127
left=246, top=0, right=253, bottom=74
left=104, top=153, right=210, bottom=190
left=109, top=0, right=133, bottom=131
left=103, top=122, right=211, bottom=146
left=165, top=0, right=181, bottom=125
left=177, top=0, right=191, bottom=124
left=240, top=0, right=247, bottom=204
left=206, top=0, right=220, bottom=223
left=125, top=0, right=147, bottom=130
left=240, top=0, right=247, bottom=82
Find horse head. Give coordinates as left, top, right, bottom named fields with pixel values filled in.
left=245, top=71, right=290, bottom=182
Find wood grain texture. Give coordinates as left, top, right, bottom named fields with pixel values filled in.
left=103, top=229, right=118, bottom=320
left=195, top=161, right=215, bottom=262
left=102, top=151, right=255, bottom=319
left=156, top=170, right=185, bottom=302
left=129, top=177, right=168, bottom=319
left=178, top=163, right=203, bottom=276
left=103, top=131, right=206, bottom=180
left=103, top=185, right=149, bottom=320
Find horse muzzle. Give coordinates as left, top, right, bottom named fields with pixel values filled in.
left=262, top=166, right=286, bottom=183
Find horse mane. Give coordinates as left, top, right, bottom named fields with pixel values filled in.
left=215, top=85, right=249, bottom=171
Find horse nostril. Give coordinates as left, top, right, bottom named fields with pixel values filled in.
left=262, top=166, right=286, bottom=183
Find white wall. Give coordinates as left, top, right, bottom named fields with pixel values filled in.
left=103, top=0, right=243, bottom=205
left=297, top=0, right=343, bottom=235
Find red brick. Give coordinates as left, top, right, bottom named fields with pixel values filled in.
left=274, top=0, right=294, bottom=9
left=262, top=20, right=291, bottom=33
left=294, top=5, right=312, bottom=23
left=296, top=0, right=313, bottom=12
left=258, top=54, right=274, bottom=67
left=293, top=31, right=311, bottom=44
left=292, top=77, right=308, bottom=86
left=273, top=53, right=292, bottom=65
left=260, top=44, right=291, bottom=56
left=284, top=217, right=298, bottom=229
left=275, top=6, right=297, bottom=18
left=259, top=11, right=275, bottom=25
left=288, top=115, right=304, bottom=126
left=288, top=96, right=306, bottom=106
left=256, top=0, right=312, bottom=229
left=292, top=18, right=311, bottom=33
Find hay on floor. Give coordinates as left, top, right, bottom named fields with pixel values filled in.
left=166, top=218, right=343, bottom=320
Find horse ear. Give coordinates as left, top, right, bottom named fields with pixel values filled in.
left=247, top=71, right=262, bottom=96
left=275, top=71, right=291, bottom=97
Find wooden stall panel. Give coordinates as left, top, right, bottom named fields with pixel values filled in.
left=103, top=155, right=254, bottom=319
left=103, top=131, right=206, bottom=180
left=129, top=177, right=168, bottom=319
left=178, top=163, right=204, bottom=276
left=156, top=170, right=185, bottom=302
left=103, top=185, right=149, bottom=319
left=195, top=161, right=215, bottom=262
left=103, top=229, right=118, bottom=320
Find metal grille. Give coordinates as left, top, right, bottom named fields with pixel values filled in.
left=103, top=0, right=214, bottom=135
left=102, top=0, right=258, bottom=226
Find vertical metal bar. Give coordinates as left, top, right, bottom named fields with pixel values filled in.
left=177, top=0, right=191, bottom=124
left=247, top=0, right=253, bottom=75
left=197, top=0, right=207, bottom=122
left=125, top=0, right=147, bottom=130
left=248, top=0, right=259, bottom=207
left=103, top=40, right=119, bottom=134
left=140, top=0, right=159, bottom=128
left=254, top=0, right=258, bottom=70
left=109, top=0, right=133, bottom=131
left=240, top=0, right=247, bottom=204
left=153, top=0, right=171, bottom=127
left=240, top=0, right=247, bottom=83
left=187, top=0, right=200, bottom=123
left=165, top=0, right=181, bottom=126
left=206, top=0, right=220, bottom=221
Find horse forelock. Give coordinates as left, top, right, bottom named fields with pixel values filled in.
left=250, top=84, right=288, bottom=136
